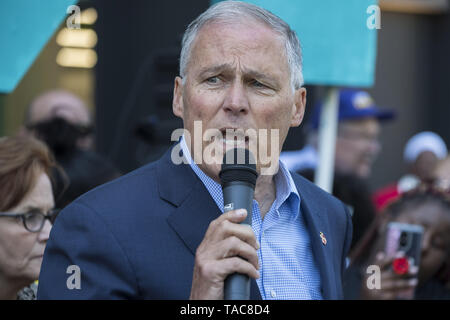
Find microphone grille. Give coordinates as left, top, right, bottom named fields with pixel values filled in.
left=219, top=148, right=258, bottom=187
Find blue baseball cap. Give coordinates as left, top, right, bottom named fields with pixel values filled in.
left=310, top=89, right=395, bottom=129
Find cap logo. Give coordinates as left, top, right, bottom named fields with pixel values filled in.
left=352, top=92, right=374, bottom=110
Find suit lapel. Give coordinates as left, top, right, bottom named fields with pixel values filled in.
left=292, top=174, right=337, bottom=299
left=158, top=147, right=262, bottom=300
left=167, top=179, right=222, bottom=255
left=158, top=147, right=220, bottom=255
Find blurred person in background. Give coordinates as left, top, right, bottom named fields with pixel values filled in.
left=0, top=136, right=58, bottom=300
left=404, top=132, right=448, bottom=183
left=21, top=89, right=94, bottom=151
left=345, top=184, right=450, bottom=300
left=373, top=131, right=448, bottom=212
left=433, top=156, right=450, bottom=191
left=281, top=89, right=395, bottom=179
left=20, top=89, right=121, bottom=208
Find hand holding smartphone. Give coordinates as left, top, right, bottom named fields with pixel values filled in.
left=384, top=222, right=424, bottom=299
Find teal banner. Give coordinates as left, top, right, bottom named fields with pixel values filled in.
left=211, top=0, right=378, bottom=87
left=0, top=0, right=76, bottom=93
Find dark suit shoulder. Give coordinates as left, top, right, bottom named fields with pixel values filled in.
left=290, top=171, right=345, bottom=210
left=72, top=160, right=159, bottom=215
left=290, top=171, right=352, bottom=253
left=290, top=171, right=353, bottom=299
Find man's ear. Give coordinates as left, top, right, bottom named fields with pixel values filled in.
left=290, top=87, right=307, bottom=127
left=172, top=76, right=184, bottom=119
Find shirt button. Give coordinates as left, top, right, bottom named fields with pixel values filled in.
left=270, top=290, right=276, bottom=298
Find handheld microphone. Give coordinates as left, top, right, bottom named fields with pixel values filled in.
left=219, top=148, right=258, bottom=300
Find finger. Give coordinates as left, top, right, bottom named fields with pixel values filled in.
left=381, top=277, right=418, bottom=291
left=385, top=255, right=418, bottom=279
left=218, top=236, right=260, bottom=270
left=364, top=289, right=395, bottom=300
left=217, top=257, right=260, bottom=279
left=408, top=265, right=419, bottom=276
left=214, top=219, right=259, bottom=250
left=374, top=252, right=396, bottom=271
left=383, top=264, right=419, bottom=280
left=378, top=292, right=397, bottom=300
left=375, top=251, right=409, bottom=272
left=380, top=267, right=417, bottom=282
left=222, top=209, right=248, bottom=224
left=204, top=209, right=248, bottom=238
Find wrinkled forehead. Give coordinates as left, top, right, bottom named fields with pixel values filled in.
left=199, top=16, right=283, bottom=39
left=188, top=20, right=288, bottom=76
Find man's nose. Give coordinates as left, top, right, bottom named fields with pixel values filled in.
left=222, top=81, right=249, bottom=116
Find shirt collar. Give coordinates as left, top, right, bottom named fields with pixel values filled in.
left=179, top=135, right=301, bottom=219
left=180, top=135, right=224, bottom=211
left=275, top=160, right=301, bottom=219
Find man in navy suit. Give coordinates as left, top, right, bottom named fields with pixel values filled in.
left=38, top=1, right=352, bottom=300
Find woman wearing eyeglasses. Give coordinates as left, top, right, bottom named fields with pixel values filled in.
left=0, top=135, right=57, bottom=300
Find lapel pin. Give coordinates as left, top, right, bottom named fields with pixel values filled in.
left=320, top=232, right=327, bottom=245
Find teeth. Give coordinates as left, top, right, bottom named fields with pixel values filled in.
left=219, top=138, right=246, bottom=146
left=214, top=129, right=248, bottom=147
left=224, top=139, right=239, bottom=146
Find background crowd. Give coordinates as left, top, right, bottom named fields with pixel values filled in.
left=2, top=86, right=450, bottom=299
left=1, top=0, right=450, bottom=300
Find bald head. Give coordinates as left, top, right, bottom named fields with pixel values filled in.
left=26, top=90, right=91, bottom=127
left=22, top=90, right=94, bottom=151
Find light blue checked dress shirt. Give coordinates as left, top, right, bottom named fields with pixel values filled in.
left=180, top=137, right=323, bottom=300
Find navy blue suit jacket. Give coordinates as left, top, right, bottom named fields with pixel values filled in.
left=37, top=147, right=352, bottom=299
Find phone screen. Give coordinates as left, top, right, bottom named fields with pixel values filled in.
left=384, top=222, right=424, bottom=299
left=385, top=222, right=424, bottom=268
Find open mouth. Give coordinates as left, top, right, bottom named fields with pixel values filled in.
left=218, top=128, right=250, bottom=147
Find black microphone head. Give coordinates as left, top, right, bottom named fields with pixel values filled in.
left=219, top=148, right=258, bottom=187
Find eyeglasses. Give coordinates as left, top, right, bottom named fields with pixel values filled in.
left=0, top=209, right=59, bottom=233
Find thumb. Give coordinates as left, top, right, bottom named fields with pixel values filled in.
left=224, top=209, right=248, bottom=223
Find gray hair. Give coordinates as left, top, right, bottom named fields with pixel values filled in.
left=179, top=1, right=304, bottom=90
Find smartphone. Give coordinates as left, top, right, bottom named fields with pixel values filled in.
left=385, top=222, right=424, bottom=269
left=384, top=222, right=424, bottom=299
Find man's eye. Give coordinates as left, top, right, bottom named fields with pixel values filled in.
left=251, top=80, right=266, bottom=88
left=206, top=77, right=220, bottom=84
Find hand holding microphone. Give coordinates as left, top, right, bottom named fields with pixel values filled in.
left=189, top=148, right=259, bottom=300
